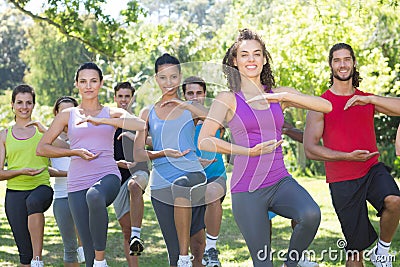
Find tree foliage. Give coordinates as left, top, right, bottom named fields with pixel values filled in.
left=7, top=0, right=144, bottom=60
left=0, top=7, right=28, bottom=91
left=20, top=22, right=94, bottom=105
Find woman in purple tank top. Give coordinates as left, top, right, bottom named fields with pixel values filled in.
left=198, top=29, right=332, bottom=267
left=37, top=62, right=146, bottom=267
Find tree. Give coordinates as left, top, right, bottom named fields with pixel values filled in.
left=7, top=0, right=144, bottom=60
left=0, top=7, right=28, bottom=91
left=20, top=22, right=94, bottom=105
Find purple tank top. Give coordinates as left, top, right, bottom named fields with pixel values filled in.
left=67, top=107, right=121, bottom=192
left=228, top=91, right=289, bottom=193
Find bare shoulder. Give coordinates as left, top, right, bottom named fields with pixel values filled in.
left=0, top=129, right=7, bottom=144
left=215, top=91, right=235, bottom=106
left=139, top=106, right=151, bottom=120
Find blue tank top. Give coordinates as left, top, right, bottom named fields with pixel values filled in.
left=148, top=106, right=204, bottom=190
left=194, top=124, right=227, bottom=180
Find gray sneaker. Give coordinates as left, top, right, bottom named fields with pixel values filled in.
left=202, top=248, right=222, bottom=267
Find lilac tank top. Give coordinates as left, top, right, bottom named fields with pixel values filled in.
left=67, top=106, right=121, bottom=192
left=228, top=91, right=289, bottom=193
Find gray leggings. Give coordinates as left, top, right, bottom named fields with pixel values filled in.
left=68, top=174, right=120, bottom=267
left=231, top=176, right=321, bottom=267
left=53, top=197, right=78, bottom=263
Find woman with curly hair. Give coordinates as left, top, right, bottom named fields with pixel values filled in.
left=198, top=29, right=332, bottom=267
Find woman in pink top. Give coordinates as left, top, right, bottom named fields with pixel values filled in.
left=37, top=62, right=146, bottom=267
left=198, top=29, right=331, bottom=267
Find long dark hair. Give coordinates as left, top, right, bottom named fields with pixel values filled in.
left=328, top=43, right=361, bottom=87
left=223, top=29, right=275, bottom=92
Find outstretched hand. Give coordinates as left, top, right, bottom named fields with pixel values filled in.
left=160, top=98, right=188, bottom=108
left=164, top=148, right=191, bottom=158
left=344, top=95, right=371, bottom=110
left=76, top=116, right=102, bottom=126
left=117, top=131, right=136, bottom=141
left=347, top=150, right=379, bottom=161
left=25, top=121, right=47, bottom=133
left=21, top=167, right=46, bottom=176
left=249, top=139, right=283, bottom=156
left=198, top=157, right=217, bottom=167
left=74, top=148, right=101, bottom=160
left=117, top=160, right=137, bottom=169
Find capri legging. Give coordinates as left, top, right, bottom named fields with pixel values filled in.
left=5, top=185, right=53, bottom=265
left=68, top=174, right=120, bottom=267
left=232, top=176, right=321, bottom=267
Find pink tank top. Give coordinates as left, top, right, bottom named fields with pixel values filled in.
left=228, top=91, right=290, bottom=193
left=67, top=107, right=121, bottom=192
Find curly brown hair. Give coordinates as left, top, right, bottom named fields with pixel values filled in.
left=222, top=28, right=275, bottom=93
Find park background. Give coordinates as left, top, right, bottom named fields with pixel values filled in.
left=0, top=0, right=399, bottom=266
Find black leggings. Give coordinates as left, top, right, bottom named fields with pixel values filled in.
left=5, top=185, right=53, bottom=264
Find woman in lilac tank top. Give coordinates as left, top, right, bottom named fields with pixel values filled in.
left=37, top=62, right=146, bottom=267
left=198, top=29, right=332, bottom=267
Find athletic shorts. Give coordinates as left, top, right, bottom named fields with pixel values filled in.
left=329, top=162, right=400, bottom=251
left=113, top=170, right=149, bottom=220
left=207, top=176, right=227, bottom=203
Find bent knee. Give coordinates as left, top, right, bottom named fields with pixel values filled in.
left=384, top=195, right=400, bottom=213
left=298, top=205, right=321, bottom=227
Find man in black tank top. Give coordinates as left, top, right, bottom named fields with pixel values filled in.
left=112, top=82, right=150, bottom=267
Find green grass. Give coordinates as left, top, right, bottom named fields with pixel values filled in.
left=0, top=175, right=399, bottom=266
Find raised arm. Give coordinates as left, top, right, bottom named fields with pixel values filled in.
left=36, top=111, right=77, bottom=158
left=303, top=110, right=379, bottom=161
left=396, top=124, right=400, bottom=156
left=78, top=107, right=146, bottom=131
left=344, top=94, right=400, bottom=116
left=198, top=91, right=282, bottom=156
left=160, top=98, right=208, bottom=120
left=274, top=87, right=333, bottom=113
left=282, top=121, right=303, bottom=143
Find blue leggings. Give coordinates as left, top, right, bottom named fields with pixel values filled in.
left=68, top=174, right=120, bottom=267
left=5, top=185, right=53, bottom=264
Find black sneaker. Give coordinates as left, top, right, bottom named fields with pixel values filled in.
left=129, top=236, right=144, bottom=256
left=202, top=248, right=221, bottom=267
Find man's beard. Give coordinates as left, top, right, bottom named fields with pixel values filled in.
left=332, top=68, right=353, bottom=82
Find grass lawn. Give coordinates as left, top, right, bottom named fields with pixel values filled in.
left=0, top=175, right=399, bottom=266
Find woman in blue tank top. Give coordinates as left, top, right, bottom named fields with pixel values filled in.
left=198, top=29, right=332, bottom=267
left=133, top=54, right=208, bottom=267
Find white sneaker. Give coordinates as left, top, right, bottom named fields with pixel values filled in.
left=31, top=256, right=44, bottom=267
left=93, top=259, right=108, bottom=267
left=298, top=256, right=319, bottom=267
left=369, top=246, right=393, bottom=267
left=77, top=246, right=85, bottom=263
left=177, top=255, right=193, bottom=267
